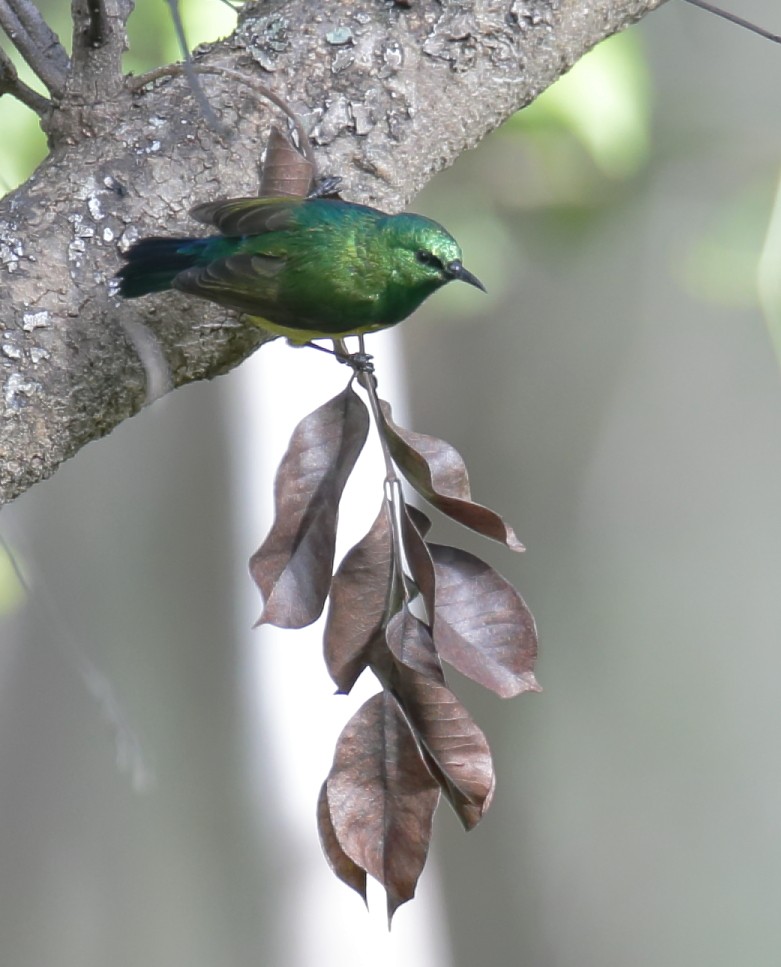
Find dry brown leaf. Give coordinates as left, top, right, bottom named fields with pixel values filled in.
left=324, top=502, right=394, bottom=692
left=431, top=543, right=540, bottom=698
left=380, top=402, right=525, bottom=552
left=317, top=781, right=367, bottom=902
left=326, top=692, right=440, bottom=921
left=386, top=605, right=443, bottom=682
left=394, top=667, right=495, bottom=830
left=250, top=384, right=369, bottom=628
left=259, top=125, right=315, bottom=198
left=401, top=506, right=436, bottom=623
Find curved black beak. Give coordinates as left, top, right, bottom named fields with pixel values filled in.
left=445, top=259, right=486, bottom=292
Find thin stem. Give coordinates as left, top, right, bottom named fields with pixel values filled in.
left=128, top=64, right=317, bottom=168
left=384, top=478, right=414, bottom=604
left=0, top=0, right=67, bottom=93
left=681, top=0, right=780, bottom=44
left=163, top=0, right=225, bottom=134
left=354, top=334, right=397, bottom=481
left=349, top=335, right=417, bottom=604
left=0, top=45, right=49, bottom=113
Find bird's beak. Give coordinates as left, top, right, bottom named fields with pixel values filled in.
left=446, top=259, right=486, bottom=293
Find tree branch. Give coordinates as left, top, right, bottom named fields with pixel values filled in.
left=0, top=0, right=666, bottom=506
left=0, top=0, right=68, bottom=94
left=0, top=43, right=49, bottom=113
left=68, top=0, right=133, bottom=102
left=5, top=0, right=69, bottom=81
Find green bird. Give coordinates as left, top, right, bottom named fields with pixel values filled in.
left=116, top=196, right=485, bottom=343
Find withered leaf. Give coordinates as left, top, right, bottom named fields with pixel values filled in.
left=430, top=544, right=540, bottom=699
left=324, top=502, right=394, bottom=693
left=394, top=668, right=495, bottom=830
left=406, top=504, right=432, bottom=537
left=380, top=401, right=524, bottom=552
left=326, top=692, right=440, bottom=921
left=317, top=781, right=367, bottom=902
left=259, top=125, right=315, bottom=198
left=250, top=384, right=369, bottom=629
left=402, top=506, right=436, bottom=623
left=386, top=605, right=443, bottom=683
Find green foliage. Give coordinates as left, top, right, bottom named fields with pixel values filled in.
left=508, top=32, right=651, bottom=193
left=758, top=174, right=781, bottom=366
left=681, top=178, right=778, bottom=308
left=0, top=540, right=25, bottom=616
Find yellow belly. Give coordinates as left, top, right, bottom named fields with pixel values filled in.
left=244, top=315, right=387, bottom=346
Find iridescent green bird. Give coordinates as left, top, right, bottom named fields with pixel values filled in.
left=116, top=196, right=484, bottom=343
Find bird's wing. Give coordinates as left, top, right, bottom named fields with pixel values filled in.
left=172, top=253, right=285, bottom=316
left=189, top=197, right=302, bottom=236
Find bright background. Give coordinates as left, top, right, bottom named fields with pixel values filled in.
left=1, top=2, right=781, bottom=965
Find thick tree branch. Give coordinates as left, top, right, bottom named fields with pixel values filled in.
left=0, top=0, right=68, bottom=94
left=0, top=0, right=665, bottom=506
left=68, top=0, right=132, bottom=103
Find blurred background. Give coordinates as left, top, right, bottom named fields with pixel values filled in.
left=1, top=1, right=780, bottom=965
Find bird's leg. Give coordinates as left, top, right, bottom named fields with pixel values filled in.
left=297, top=337, right=375, bottom=373
left=299, top=339, right=337, bottom=356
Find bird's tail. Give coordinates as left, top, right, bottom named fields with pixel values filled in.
left=116, top=236, right=209, bottom=298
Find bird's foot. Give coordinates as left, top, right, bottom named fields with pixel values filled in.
left=336, top=350, right=375, bottom=375
left=333, top=335, right=375, bottom=376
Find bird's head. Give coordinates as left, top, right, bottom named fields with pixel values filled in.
left=383, top=213, right=486, bottom=296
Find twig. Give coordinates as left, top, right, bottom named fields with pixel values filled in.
left=352, top=337, right=396, bottom=483
left=0, top=45, right=49, bottom=113
left=128, top=64, right=317, bottom=168
left=0, top=0, right=66, bottom=94
left=163, top=0, right=225, bottom=134
left=681, top=0, right=780, bottom=44
left=348, top=335, right=417, bottom=604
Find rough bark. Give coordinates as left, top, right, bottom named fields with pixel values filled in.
left=0, top=0, right=665, bottom=505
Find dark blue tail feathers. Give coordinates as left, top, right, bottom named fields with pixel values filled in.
left=116, top=236, right=207, bottom=298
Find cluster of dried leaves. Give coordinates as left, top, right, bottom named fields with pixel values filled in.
left=249, top=376, right=539, bottom=921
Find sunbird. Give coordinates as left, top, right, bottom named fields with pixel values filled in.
left=116, top=196, right=485, bottom=342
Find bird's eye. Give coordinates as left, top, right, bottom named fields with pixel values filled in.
left=416, top=250, right=442, bottom=269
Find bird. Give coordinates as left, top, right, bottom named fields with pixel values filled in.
left=116, top=195, right=485, bottom=344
